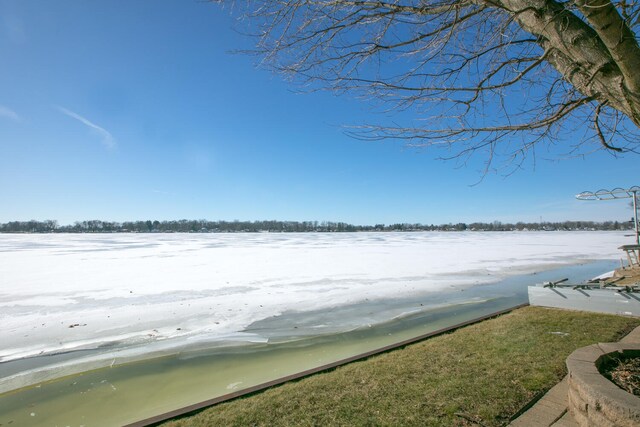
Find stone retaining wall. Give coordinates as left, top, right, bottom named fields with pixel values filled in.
left=566, top=343, right=640, bottom=426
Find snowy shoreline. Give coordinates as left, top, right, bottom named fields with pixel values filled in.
left=0, top=231, right=630, bottom=393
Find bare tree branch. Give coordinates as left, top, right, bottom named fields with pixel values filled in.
left=213, top=0, right=640, bottom=169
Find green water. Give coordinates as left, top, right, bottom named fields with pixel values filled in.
left=0, top=260, right=616, bottom=427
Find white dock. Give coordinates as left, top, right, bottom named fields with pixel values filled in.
left=528, top=285, right=640, bottom=317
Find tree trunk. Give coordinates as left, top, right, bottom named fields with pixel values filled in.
left=495, top=0, right=640, bottom=125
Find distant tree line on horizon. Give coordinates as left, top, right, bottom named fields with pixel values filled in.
left=0, top=219, right=635, bottom=234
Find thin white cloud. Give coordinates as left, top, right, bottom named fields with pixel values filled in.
left=0, top=105, right=21, bottom=122
left=55, top=106, right=116, bottom=149
left=153, top=189, right=175, bottom=196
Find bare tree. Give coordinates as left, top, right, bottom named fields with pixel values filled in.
left=215, top=0, right=640, bottom=170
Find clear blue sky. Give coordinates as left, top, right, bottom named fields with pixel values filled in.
left=0, top=0, right=637, bottom=225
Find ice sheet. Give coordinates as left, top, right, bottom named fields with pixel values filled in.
left=0, top=231, right=628, bottom=371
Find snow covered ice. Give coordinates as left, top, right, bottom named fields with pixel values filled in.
left=0, top=231, right=629, bottom=391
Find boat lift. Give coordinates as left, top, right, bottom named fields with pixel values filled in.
left=541, top=276, right=638, bottom=293
left=575, top=186, right=640, bottom=244
left=529, top=274, right=640, bottom=315
left=527, top=187, right=640, bottom=316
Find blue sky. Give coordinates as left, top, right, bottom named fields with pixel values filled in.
left=0, top=0, right=637, bottom=226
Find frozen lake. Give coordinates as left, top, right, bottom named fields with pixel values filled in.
left=0, top=231, right=630, bottom=425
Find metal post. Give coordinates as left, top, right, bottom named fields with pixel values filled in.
left=634, top=190, right=639, bottom=245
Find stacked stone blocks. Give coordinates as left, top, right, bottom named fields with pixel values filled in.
left=566, top=343, right=640, bottom=426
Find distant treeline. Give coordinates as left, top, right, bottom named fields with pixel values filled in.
left=0, top=219, right=634, bottom=233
